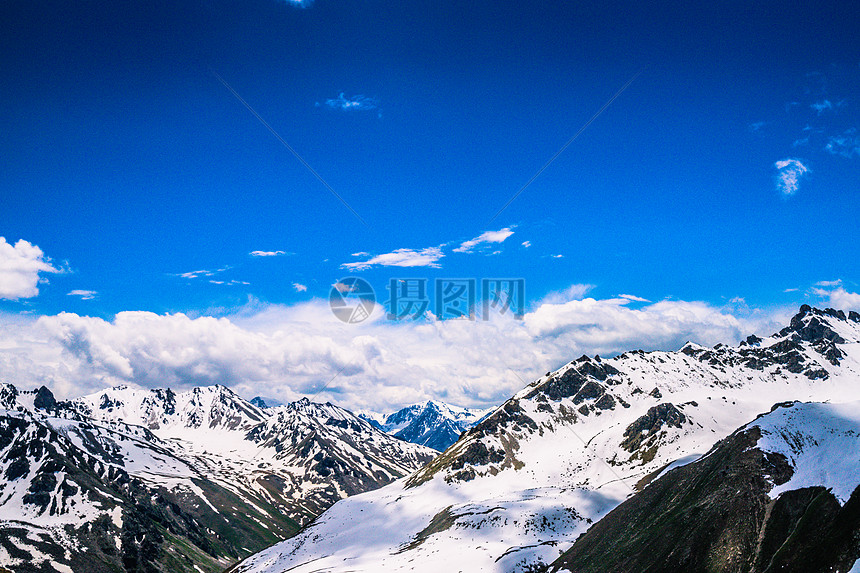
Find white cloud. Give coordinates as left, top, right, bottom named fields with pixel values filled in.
left=815, top=279, right=842, bottom=287
left=453, top=228, right=515, bottom=253
left=179, top=270, right=212, bottom=279
left=351, top=252, right=370, bottom=257
left=250, top=250, right=288, bottom=257
left=521, top=241, right=531, bottom=248
left=209, top=279, right=249, bottom=286
left=0, top=290, right=792, bottom=411
left=825, top=128, right=860, bottom=158
left=774, top=158, right=810, bottom=195
left=323, top=93, right=378, bottom=112
left=749, top=121, right=766, bottom=132
left=341, top=247, right=444, bottom=271
left=550, top=254, right=564, bottom=259
left=619, top=294, right=650, bottom=302
left=812, top=286, right=860, bottom=312
left=0, top=237, right=61, bottom=300
left=67, top=290, right=98, bottom=300
left=178, top=266, right=231, bottom=280
left=293, top=283, right=308, bottom=292
left=811, top=100, right=833, bottom=114
left=540, top=284, right=594, bottom=304
left=826, top=288, right=860, bottom=311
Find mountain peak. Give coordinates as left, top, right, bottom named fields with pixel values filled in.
left=777, top=305, right=855, bottom=345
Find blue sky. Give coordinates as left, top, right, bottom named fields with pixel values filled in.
left=1, top=0, right=859, bottom=408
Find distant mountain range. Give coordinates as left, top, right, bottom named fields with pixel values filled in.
left=0, top=384, right=434, bottom=572
left=359, top=400, right=489, bottom=451
left=232, top=306, right=860, bottom=573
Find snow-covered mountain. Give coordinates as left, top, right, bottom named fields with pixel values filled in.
left=550, top=400, right=860, bottom=572
left=232, top=306, right=860, bottom=573
left=361, top=400, right=489, bottom=451
left=0, top=384, right=435, bottom=572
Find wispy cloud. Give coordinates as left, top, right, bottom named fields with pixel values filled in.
left=825, top=128, right=860, bottom=158
left=341, top=247, right=444, bottom=271
left=250, top=250, right=289, bottom=257
left=774, top=158, right=810, bottom=195
left=521, top=241, right=531, bottom=248
left=293, top=283, right=308, bottom=292
left=0, top=237, right=61, bottom=300
left=322, top=93, right=379, bottom=112
left=810, top=99, right=834, bottom=114
left=209, top=279, right=250, bottom=286
left=453, top=228, right=515, bottom=253
left=619, top=294, right=650, bottom=302
left=748, top=121, right=767, bottom=133
left=815, top=279, right=842, bottom=287
left=177, top=266, right=230, bottom=280
left=541, top=284, right=594, bottom=304
left=67, top=290, right=97, bottom=300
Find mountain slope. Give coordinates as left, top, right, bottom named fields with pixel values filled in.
left=231, top=306, right=860, bottom=573
left=0, top=385, right=435, bottom=572
left=549, top=400, right=860, bottom=573
left=0, top=399, right=300, bottom=573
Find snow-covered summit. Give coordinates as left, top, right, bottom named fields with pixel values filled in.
left=71, top=383, right=267, bottom=435
left=362, top=399, right=489, bottom=451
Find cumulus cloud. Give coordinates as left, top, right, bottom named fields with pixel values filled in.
left=0, top=288, right=795, bottom=411
left=0, top=240, right=835, bottom=416
left=250, top=250, right=288, bottom=257
left=453, top=228, right=515, bottom=253
left=67, top=290, right=98, bottom=300
left=774, top=158, right=810, bottom=195
left=323, top=93, right=378, bottom=112
left=341, top=247, right=444, bottom=271
left=293, top=283, right=308, bottom=292
left=0, top=237, right=61, bottom=300
left=812, top=285, right=860, bottom=312
left=825, top=288, right=860, bottom=311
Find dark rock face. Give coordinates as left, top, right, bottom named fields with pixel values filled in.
left=550, top=418, right=860, bottom=573
left=621, top=403, right=686, bottom=453
left=33, top=386, right=57, bottom=412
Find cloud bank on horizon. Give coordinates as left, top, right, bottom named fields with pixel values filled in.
left=2, top=284, right=856, bottom=412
